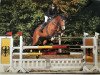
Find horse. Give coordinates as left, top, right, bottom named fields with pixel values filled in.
left=32, top=15, right=65, bottom=45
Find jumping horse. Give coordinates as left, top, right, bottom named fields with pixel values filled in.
left=32, top=15, right=65, bottom=45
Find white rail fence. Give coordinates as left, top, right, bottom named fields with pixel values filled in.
left=13, top=58, right=83, bottom=70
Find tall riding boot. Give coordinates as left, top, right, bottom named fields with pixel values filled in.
left=40, top=22, right=46, bottom=32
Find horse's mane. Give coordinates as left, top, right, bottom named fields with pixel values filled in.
left=53, top=15, right=60, bottom=19
left=53, top=15, right=64, bottom=20
left=53, top=15, right=62, bottom=21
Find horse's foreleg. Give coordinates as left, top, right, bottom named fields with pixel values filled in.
left=43, top=40, right=47, bottom=45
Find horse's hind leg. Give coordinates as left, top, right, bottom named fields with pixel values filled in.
left=32, top=35, right=39, bottom=46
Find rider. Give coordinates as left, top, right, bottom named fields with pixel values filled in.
left=40, top=3, right=57, bottom=32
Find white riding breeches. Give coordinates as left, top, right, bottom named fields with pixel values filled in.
left=44, top=15, right=48, bottom=22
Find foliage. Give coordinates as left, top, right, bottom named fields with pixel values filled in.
left=0, top=0, right=100, bottom=38
left=52, top=0, right=88, bottom=15
left=65, top=7, right=100, bottom=35
left=0, top=0, right=43, bottom=36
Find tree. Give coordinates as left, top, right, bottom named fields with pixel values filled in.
left=0, top=0, right=38, bottom=36
left=52, top=0, right=88, bottom=15
left=0, top=0, right=97, bottom=37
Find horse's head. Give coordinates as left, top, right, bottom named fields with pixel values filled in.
left=56, top=15, right=65, bottom=30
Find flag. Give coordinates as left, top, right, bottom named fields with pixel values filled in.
left=17, top=32, right=22, bottom=36
left=6, top=32, right=12, bottom=36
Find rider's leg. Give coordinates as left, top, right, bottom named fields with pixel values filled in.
left=43, top=15, right=48, bottom=27
left=44, top=15, right=48, bottom=22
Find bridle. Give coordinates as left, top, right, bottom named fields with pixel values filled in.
left=45, top=16, right=64, bottom=37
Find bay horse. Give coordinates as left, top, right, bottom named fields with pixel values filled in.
left=32, top=15, right=65, bottom=45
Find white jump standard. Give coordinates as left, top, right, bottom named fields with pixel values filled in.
left=82, top=32, right=100, bottom=72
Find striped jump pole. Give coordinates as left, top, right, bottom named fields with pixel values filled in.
left=23, top=45, right=68, bottom=49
